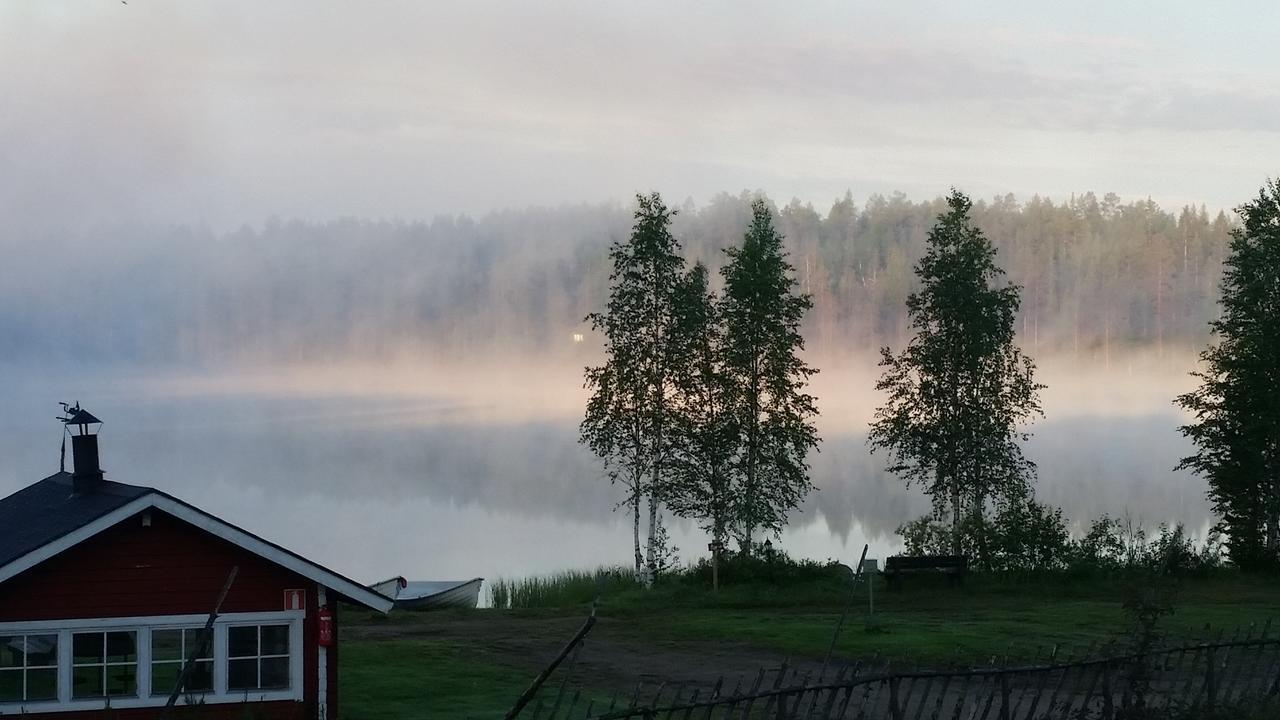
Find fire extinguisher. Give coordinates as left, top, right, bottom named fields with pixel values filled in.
left=317, top=606, right=334, bottom=647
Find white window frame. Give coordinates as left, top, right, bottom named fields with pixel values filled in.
left=148, top=626, right=215, bottom=697
left=0, top=632, right=60, bottom=703
left=0, top=611, right=304, bottom=714
left=69, top=629, right=140, bottom=700
left=225, top=622, right=294, bottom=693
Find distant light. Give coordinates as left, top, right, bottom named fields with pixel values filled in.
left=572, top=333, right=584, bottom=344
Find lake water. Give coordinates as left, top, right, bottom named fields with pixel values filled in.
left=0, top=357, right=1212, bottom=595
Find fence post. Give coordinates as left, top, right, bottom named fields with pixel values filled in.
left=888, top=678, right=904, bottom=720
left=999, top=673, right=1010, bottom=720
left=1205, top=645, right=1216, bottom=712
left=1101, top=663, right=1113, bottom=720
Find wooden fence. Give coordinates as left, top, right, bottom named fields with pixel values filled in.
left=513, top=629, right=1280, bottom=720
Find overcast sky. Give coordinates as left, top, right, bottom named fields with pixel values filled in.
left=3, top=1, right=1278, bottom=230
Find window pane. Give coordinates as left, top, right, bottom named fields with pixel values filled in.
left=73, top=633, right=103, bottom=664
left=0, top=637, right=20, bottom=669
left=152, top=630, right=183, bottom=662
left=26, top=668, right=58, bottom=701
left=151, top=662, right=181, bottom=697
left=73, top=665, right=103, bottom=698
left=105, top=663, right=137, bottom=697
left=183, top=629, right=213, bottom=660
left=26, top=635, right=57, bottom=668
left=261, top=625, right=289, bottom=656
left=228, top=626, right=257, bottom=658
left=152, top=659, right=215, bottom=696
left=260, top=657, right=289, bottom=689
left=188, top=660, right=214, bottom=693
left=0, top=643, right=18, bottom=673
left=0, top=669, right=21, bottom=702
left=105, top=632, right=137, bottom=664
left=227, top=658, right=257, bottom=691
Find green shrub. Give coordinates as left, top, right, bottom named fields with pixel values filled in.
left=896, top=505, right=1226, bottom=576
left=682, top=543, right=846, bottom=587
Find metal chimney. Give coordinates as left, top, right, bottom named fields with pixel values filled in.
left=59, top=403, right=104, bottom=493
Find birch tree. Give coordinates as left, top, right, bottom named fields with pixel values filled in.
left=720, top=200, right=819, bottom=551
left=869, top=190, right=1043, bottom=561
left=580, top=192, right=685, bottom=581
left=665, top=262, right=739, bottom=587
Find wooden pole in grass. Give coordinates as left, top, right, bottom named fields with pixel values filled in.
left=163, top=566, right=238, bottom=714
left=504, top=598, right=598, bottom=720
left=820, top=543, right=869, bottom=681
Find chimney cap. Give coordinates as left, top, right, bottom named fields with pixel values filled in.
left=60, top=407, right=102, bottom=426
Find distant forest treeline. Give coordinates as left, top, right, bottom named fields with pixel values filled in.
left=2, top=191, right=1233, bottom=364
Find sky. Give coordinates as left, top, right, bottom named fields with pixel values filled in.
left=2, top=1, right=1278, bottom=230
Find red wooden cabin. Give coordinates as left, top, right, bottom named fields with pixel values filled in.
left=0, top=408, right=393, bottom=718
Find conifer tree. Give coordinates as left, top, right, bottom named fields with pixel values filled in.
left=1177, top=180, right=1280, bottom=568
left=720, top=200, right=819, bottom=551
left=580, top=193, right=685, bottom=581
left=869, top=190, right=1043, bottom=559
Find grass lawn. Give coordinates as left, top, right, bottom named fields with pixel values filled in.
left=340, top=636, right=535, bottom=720
left=339, top=571, right=1280, bottom=718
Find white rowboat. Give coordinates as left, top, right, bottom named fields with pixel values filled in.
left=370, top=576, right=483, bottom=610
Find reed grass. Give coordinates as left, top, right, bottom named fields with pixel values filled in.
left=487, top=566, right=636, bottom=609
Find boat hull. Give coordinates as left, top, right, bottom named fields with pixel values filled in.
left=394, top=578, right=483, bottom=610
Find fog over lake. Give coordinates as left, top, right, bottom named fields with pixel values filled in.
left=0, top=354, right=1210, bottom=589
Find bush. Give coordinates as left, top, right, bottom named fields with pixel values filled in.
left=895, top=505, right=1226, bottom=576
left=684, top=542, right=846, bottom=587
left=1068, top=517, right=1226, bottom=574
left=896, top=499, right=1072, bottom=572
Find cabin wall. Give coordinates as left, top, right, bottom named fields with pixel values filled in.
left=13, top=700, right=312, bottom=720
left=0, top=511, right=311, bottom=620
left=0, top=509, right=345, bottom=719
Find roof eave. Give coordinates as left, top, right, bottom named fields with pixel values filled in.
left=0, top=491, right=395, bottom=614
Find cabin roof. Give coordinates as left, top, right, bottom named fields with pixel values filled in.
left=0, top=472, right=393, bottom=613
left=0, top=473, right=150, bottom=570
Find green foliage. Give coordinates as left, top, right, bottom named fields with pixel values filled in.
left=897, top=499, right=1071, bottom=571
left=683, top=543, right=844, bottom=587
left=665, top=262, right=739, bottom=555
left=719, top=199, right=820, bottom=549
left=898, top=509, right=1226, bottom=576
left=648, top=513, right=681, bottom=574
left=581, top=192, right=688, bottom=578
left=871, top=189, right=1044, bottom=562
left=1177, top=179, right=1280, bottom=569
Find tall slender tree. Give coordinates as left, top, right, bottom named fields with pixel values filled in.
left=720, top=200, right=819, bottom=551
left=665, top=262, right=739, bottom=588
left=1177, top=180, right=1280, bottom=568
left=580, top=192, right=685, bottom=580
left=869, top=190, right=1043, bottom=559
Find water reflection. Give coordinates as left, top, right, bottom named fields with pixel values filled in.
left=0, top=365, right=1211, bottom=585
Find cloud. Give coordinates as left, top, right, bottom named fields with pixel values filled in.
left=1, top=1, right=1277, bottom=229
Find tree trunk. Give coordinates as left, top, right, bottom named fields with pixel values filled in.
left=742, top=361, right=760, bottom=555
left=644, top=493, right=658, bottom=587
left=712, top=523, right=722, bottom=594
left=950, top=479, right=962, bottom=555
left=632, top=488, right=643, bottom=580
left=1268, top=467, right=1280, bottom=557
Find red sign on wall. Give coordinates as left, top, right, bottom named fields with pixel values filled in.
left=284, top=588, right=306, bottom=611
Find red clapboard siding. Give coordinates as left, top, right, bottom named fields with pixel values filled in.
left=0, top=508, right=344, bottom=720
left=0, top=510, right=312, bottom=619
